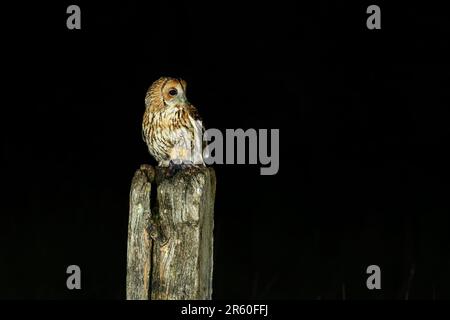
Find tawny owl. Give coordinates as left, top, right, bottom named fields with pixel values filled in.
left=142, top=77, right=205, bottom=169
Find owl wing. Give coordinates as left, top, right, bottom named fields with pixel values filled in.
left=186, top=104, right=202, bottom=121
left=188, top=117, right=202, bottom=163
left=141, top=127, right=146, bottom=143
left=185, top=106, right=206, bottom=165
left=185, top=104, right=207, bottom=149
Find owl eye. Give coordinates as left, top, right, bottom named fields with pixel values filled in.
left=168, top=89, right=178, bottom=96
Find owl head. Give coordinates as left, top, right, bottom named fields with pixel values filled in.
left=145, top=77, right=189, bottom=112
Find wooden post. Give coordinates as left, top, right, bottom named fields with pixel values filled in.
left=126, top=165, right=216, bottom=300
left=126, top=164, right=154, bottom=300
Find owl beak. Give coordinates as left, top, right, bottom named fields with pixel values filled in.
left=178, top=95, right=188, bottom=104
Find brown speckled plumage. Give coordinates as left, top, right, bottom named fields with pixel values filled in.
left=142, top=77, right=205, bottom=166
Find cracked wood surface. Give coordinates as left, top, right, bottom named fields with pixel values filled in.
left=126, top=165, right=215, bottom=300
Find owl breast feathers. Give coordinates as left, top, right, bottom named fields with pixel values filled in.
left=142, top=77, right=205, bottom=167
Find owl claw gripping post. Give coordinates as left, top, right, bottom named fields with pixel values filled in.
left=142, top=77, right=206, bottom=175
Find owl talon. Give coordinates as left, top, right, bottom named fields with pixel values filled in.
left=168, top=160, right=195, bottom=176
left=168, top=163, right=182, bottom=176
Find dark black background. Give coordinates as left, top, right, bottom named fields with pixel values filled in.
left=1, top=1, right=449, bottom=299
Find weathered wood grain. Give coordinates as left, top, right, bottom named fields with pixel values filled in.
left=126, top=164, right=154, bottom=300
left=127, top=165, right=215, bottom=300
